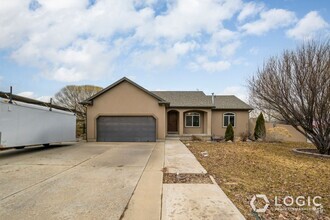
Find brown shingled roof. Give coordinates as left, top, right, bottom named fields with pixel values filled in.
left=209, top=95, right=253, bottom=110
left=81, top=77, right=252, bottom=110
left=151, top=91, right=213, bottom=107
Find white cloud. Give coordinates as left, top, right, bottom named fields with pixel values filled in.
left=220, top=41, right=241, bottom=57
left=1, top=0, right=315, bottom=81
left=134, top=41, right=197, bottom=68
left=0, top=0, right=152, bottom=82
left=204, top=29, right=240, bottom=57
left=222, top=86, right=248, bottom=102
left=12, top=38, right=115, bottom=82
left=0, top=0, right=245, bottom=81
left=237, top=2, right=264, bottom=22
left=37, top=0, right=87, bottom=11
left=134, top=48, right=177, bottom=68
left=37, top=96, right=52, bottom=102
left=17, top=91, right=35, bottom=98
left=202, top=60, right=231, bottom=72
left=249, top=47, right=259, bottom=55
left=287, top=11, right=329, bottom=40
left=191, top=56, right=231, bottom=72
left=135, top=0, right=243, bottom=43
left=17, top=91, right=51, bottom=102
left=172, top=41, right=198, bottom=55
left=85, top=1, right=154, bottom=39
left=240, top=9, right=296, bottom=35
left=126, top=75, right=137, bottom=81
left=211, top=29, right=238, bottom=43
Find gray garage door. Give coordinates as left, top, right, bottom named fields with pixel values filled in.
left=97, top=116, right=156, bottom=142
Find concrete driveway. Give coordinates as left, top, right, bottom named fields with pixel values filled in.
left=0, top=142, right=163, bottom=220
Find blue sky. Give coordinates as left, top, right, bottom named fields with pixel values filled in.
left=0, top=0, right=329, bottom=102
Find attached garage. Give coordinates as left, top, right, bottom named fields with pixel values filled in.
left=83, top=77, right=167, bottom=142
left=97, top=116, right=156, bottom=142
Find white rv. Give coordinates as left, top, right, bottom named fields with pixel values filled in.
left=0, top=96, right=76, bottom=149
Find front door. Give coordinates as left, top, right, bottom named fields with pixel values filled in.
left=167, top=111, right=178, bottom=133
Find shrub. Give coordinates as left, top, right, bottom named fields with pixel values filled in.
left=254, top=113, right=266, bottom=140
left=239, top=132, right=249, bottom=142
left=211, top=135, right=224, bottom=142
left=266, top=126, right=292, bottom=142
left=191, top=135, right=202, bottom=141
left=225, top=123, right=234, bottom=141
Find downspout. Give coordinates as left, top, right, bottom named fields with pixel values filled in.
left=85, top=105, right=88, bottom=141
left=248, top=109, right=252, bottom=136
left=211, top=93, right=215, bottom=139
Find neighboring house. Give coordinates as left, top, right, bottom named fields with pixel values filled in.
left=81, top=77, right=253, bottom=142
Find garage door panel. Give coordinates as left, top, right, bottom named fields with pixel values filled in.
left=97, top=116, right=156, bottom=142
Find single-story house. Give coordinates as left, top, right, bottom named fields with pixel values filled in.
left=81, top=77, right=253, bottom=142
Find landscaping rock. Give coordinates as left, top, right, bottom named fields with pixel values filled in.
left=163, top=173, right=212, bottom=184
left=201, top=151, right=209, bottom=157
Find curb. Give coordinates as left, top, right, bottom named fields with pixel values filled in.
left=209, top=175, right=217, bottom=185
left=293, top=148, right=330, bottom=158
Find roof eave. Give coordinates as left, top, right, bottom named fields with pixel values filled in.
left=80, top=100, right=92, bottom=105
left=168, top=105, right=215, bottom=108
left=84, top=77, right=167, bottom=103
left=212, top=107, right=254, bottom=111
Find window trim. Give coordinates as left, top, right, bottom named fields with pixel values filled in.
left=223, top=112, right=236, bottom=127
left=185, top=112, right=201, bottom=128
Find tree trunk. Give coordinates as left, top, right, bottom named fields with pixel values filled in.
left=311, top=135, right=330, bottom=155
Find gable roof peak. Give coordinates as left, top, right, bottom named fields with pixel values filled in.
left=81, top=76, right=168, bottom=105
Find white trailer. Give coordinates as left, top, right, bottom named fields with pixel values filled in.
left=0, top=97, right=76, bottom=149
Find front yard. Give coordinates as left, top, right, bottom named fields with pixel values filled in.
left=185, top=141, right=330, bottom=220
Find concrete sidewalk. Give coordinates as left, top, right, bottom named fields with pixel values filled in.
left=164, top=140, right=206, bottom=173
left=162, top=140, right=245, bottom=220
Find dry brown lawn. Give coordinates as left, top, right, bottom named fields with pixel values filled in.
left=185, top=141, right=330, bottom=220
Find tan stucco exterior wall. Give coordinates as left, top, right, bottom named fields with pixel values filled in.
left=166, top=108, right=212, bottom=135
left=86, top=81, right=166, bottom=141
left=211, top=110, right=250, bottom=137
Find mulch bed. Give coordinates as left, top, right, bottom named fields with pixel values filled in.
left=163, top=173, right=212, bottom=184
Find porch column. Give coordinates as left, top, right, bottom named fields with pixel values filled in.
left=206, top=110, right=212, bottom=135
left=179, top=111, right=184, bottom=135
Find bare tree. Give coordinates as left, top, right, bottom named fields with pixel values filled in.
left=54, top=85, right=102, bottom=139
left=54, top=85, right=102, bottom=118
left=249, top=41, right=330, bottom=154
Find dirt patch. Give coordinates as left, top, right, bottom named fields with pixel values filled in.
left=163, top=173, right=212, bottom=184
left=184, top=141, right=330, bottom=220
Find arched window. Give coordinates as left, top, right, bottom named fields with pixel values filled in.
left=223, top=113, right=235, bottom=127
left=185, top=112, right=200, bottom=127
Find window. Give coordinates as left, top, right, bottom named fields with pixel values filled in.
left=185, top=112, right=200, bottom=127
left=223, top=113, right=235, bottom=127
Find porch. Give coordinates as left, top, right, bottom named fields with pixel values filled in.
left=165, top=109, right=212, bottom=140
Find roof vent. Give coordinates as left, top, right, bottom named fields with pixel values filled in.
left=211, top=93, right=215, bottom=105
